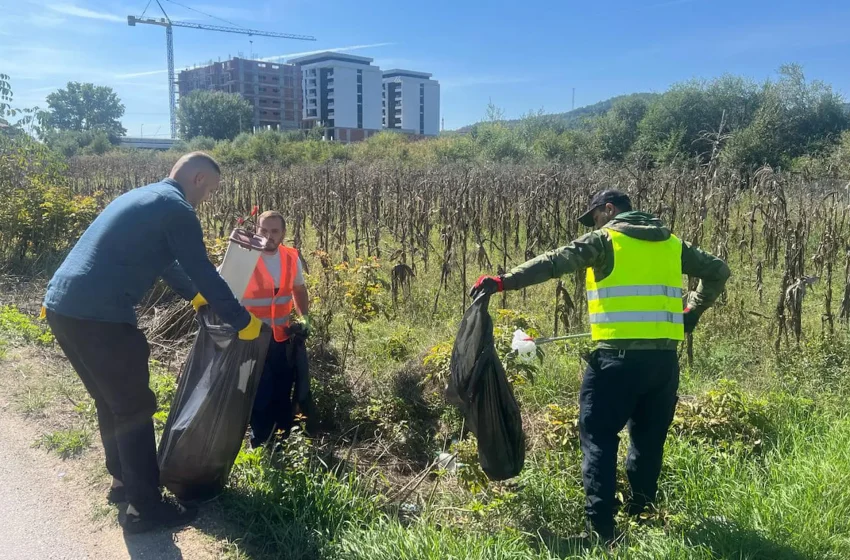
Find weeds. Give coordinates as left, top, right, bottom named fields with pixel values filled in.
left=16, top=388, right=51, bottom=417
left=37, top=428, right=92, bottom=459
left=0, top=305, right=53, bottom=345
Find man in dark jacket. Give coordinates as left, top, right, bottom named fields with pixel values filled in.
left=471, top=189, right=730, bottom=542
left=43, top=152, right=262, bottom=534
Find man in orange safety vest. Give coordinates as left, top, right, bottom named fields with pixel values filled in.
left=243, top=210, right=311, bottom=447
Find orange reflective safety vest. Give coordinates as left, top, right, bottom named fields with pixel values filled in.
left=242, top=246, right=299, bottom=342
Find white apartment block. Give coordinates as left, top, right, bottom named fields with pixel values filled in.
left=382, top=70, right=440, bottom=136
left=288, top=52, right=383, bottom=142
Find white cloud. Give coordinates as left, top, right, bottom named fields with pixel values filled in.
left=48, top=3, right=124, bottom=23
left=116, top=42, right=397, bottom=78
left=114, top=69, right=169, bottom=79
left=261, top=42, right=396, bottom=62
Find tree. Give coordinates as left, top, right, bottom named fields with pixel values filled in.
left=1, top=74, right=40, bottom=138
left=177, top=90, right=253, bottom=141
left=43, top=82, right=126, bottom=136
left=594, top=96, right=650, bottom=161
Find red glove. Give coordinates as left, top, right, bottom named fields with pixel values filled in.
left=470, top=275, right=504, bottom=299
left=683, top=307, right=701, bottom=334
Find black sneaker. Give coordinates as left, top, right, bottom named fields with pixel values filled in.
left=623, top=501, right=646, bottom=517
left=120, top=497, right=198, bottom=534
left=584, top=520, right=620, bottom=547
left=107, top=485, right=127, bottom=504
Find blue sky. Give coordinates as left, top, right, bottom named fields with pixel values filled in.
left=3, top=0, right=850, bottom=136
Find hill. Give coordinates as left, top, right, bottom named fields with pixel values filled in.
left=455, top=92, right=660, bottom=133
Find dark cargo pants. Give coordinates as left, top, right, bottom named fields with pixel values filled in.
left=579, top=348, right=679, bottom=536
left=249, top=338, right=296, bottom=447
left=46, top=311, right=162, bottom=510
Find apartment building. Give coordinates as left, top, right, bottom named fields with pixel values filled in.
left=177, top=57, right=302, bottom=131
left=382, top=70, right=440, bottom=136
left=288, top=52, right=383, bottom=142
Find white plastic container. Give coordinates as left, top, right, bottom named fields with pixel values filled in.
left=218, top=228, right=268, bottom=302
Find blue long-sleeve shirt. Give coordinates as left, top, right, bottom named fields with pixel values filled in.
left=44, top=178, right=250, bottom=331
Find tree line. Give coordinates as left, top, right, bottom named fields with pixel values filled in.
left=2, top=64, right=849, bottom=171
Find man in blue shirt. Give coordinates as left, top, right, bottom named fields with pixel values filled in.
left=43, top=152, right=262, bottom=534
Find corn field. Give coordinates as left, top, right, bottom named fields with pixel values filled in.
left=67, top=154, right=850, bottom=351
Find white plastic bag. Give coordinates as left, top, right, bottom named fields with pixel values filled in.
left=511, top=329, right=537, bottom=361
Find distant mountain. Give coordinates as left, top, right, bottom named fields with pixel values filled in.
left=455, top=93, right=661, bottom=133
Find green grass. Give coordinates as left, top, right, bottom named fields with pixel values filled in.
left=16, top=388, right=51, bottom=417
left=37, top=428, right=92, bottom=459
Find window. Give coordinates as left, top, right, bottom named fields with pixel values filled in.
left=284, top=110, right=295, bottom=121
left=272, top=64, right=279, bottom=70
left=258, top=63, right=267, bottom=68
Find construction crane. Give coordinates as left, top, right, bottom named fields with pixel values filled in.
left=128, top=0, right=316, bottom=138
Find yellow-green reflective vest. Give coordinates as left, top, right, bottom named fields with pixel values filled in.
left=586, top=229, right=685, bottom=341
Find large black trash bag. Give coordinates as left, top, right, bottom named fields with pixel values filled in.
left=157, top=307, right=271, bottom=501
left=446, top=293, right=525, bottom=480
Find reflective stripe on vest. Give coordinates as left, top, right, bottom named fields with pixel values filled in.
left=585, top=229, right=684, bottom=342
left=242, top=296, right=292, bottom=307
left=242, top=246, right=299, bottom=342
left=586, top=285, right=683, bottom=301
left=260, top=314, right=292, bottom=327
left=589, top=311, right=684, bottom=325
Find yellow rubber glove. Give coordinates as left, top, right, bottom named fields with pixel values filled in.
left=238, top=313, right=263, bottom=341
left=191, top=293, right=208, bottom=312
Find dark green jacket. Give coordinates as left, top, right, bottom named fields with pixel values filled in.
left=501, top=211, right=731, bottom=350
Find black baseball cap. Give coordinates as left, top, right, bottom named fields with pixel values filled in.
left=578, top=189, right=632, bottom=227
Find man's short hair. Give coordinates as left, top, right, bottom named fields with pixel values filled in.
left=258, top=210, right=285, bottom=230
left=183, top=151, right=221, bottom=175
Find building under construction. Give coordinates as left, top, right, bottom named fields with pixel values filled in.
left=177, top=57, right=302, bottom=131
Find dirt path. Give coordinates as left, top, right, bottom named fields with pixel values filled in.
left=0, top=390, right=226, bottom=559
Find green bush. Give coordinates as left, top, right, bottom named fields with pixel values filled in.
left=0, top=135, right=98, bottom=265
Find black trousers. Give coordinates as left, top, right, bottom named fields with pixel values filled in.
left=579, top=348, right=679, bottom=533
left=46, top=311, right=162, bottom=510
left=249, top=338, right=296, bottom=447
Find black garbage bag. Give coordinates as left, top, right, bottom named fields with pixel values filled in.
left=157, top=307, right=271, bottom=501
left=446, top=293, right=525, bottom=480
